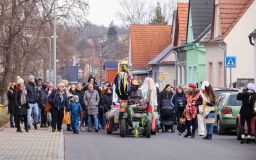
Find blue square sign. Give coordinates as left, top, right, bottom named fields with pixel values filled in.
left=225, top=56, right=236, bottom=68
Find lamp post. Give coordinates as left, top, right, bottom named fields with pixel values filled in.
left=249, top=29, right=256, bottom=83
left=53, top=0, right=57, bottom=87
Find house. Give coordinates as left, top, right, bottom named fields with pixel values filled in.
left=129, top=24, right=172, bottom=82
left=173, top=3, right=189, bottom=86
left=174, top=0, right=214, bottom=86
left=148, top=44, right=176, bottom=89
left=103, top=61, right=118, bottom=83
left=204, top=0, right=256, bottom=88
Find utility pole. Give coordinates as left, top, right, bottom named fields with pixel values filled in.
left=53, top=0, right=57, bottom=87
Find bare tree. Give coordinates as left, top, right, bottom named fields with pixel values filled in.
left=0, top=0, right=89, bottom=103
left=117, top=0, right=181, bottom=26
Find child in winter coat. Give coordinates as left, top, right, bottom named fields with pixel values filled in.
left=69, top=95, right=81, bottom=134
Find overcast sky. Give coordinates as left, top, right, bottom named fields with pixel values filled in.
left=87, top=0, right=122, bottom=27
left=86, top=0, right=186, bottom=27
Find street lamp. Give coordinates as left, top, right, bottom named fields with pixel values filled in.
left=249, top=29, right=256, bottom=83
left=53, top=0, right=57, bottom=88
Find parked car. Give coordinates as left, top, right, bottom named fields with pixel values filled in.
left=214, top=88, right=238, bottom=98
left=236, top=115, right=256, bottom=141
left=215, top=92, right=242, bottom=135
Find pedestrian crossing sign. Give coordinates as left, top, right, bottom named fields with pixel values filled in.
left=225, top=56, right=236, bottom=68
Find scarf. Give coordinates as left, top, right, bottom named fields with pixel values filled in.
left=21, top=89, right=27, bottom=105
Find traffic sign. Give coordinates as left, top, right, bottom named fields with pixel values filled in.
left=225, top=56, right=236, bottom=68
left=159, top=74, right=165, bottom=82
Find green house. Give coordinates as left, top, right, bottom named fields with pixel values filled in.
left=180, top=0, right=214, bottom=86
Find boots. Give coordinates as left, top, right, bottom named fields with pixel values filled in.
left=17, top=127, right=22, bottom=133
left=208, top=134, right=212, bottom=140
left=184, top=133, right=191, bottom=138
left=203, top=135, right=209, bottom=140
left=67, top=124, right=72, bottom=131
left=240, top=138, right=245, bottom=144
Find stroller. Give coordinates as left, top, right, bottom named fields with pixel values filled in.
left=160, top=106, right=176, bottom=133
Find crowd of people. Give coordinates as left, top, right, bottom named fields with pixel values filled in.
left=6, top=73, right=256, bottom=144
left=7, top=75, right=113, bottom=134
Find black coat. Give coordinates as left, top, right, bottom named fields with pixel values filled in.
left=237, top=91, right=255, bottom=118
left=48, top=90, right=69, bottom=109
left=7, top=89, right=15, bottom=114
left=38, top=90, right=48, bottom=107
left=14, top=90, right=28, bottom=115
left=159, top=91, right=174, bottom=109
left=26, top=82, right=39, bottom=103
left=101, top=93, right=113, bottom=113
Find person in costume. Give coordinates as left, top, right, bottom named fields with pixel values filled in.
left=129, top=79, right=143, bottom=104
left=183, top=83, right=203, bottom=138
left=201, top=81, right=216, bottom=140
left=106, top=62, right=131, bottom=131
left=114, top=62, right=131, bottom=101
left=140, top=77, right=159, bottom=133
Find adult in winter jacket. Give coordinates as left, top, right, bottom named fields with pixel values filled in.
left=83, top=75, right=101, bottom=95
left=101, top=88, right=113, bottom=129
left=48, top=83, right=69, bottom=132
left=38, top=84, right=48, bottom=128
left=171, top=86, right=187, bottom=135
left=159, top=84, right=174, bottom=110
left=201, top=81, right=216, bottom=140
left=159, top=84, right=174, bottom=132
left=14, top=83, right=29, bottom=132
left=183, top=83, right=203, bottom=138
left=84, top=83, right=100, bottom=132
left=7, top=82, right=16, bottom=128
left=26, top=75, right=39, bottom=129
left=237, top=83, right=256, bottom=144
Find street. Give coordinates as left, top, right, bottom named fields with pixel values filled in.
left=64, top=130, right=256, bottom=160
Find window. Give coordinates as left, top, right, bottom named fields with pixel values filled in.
left=227, top=94, right=242, bottom=106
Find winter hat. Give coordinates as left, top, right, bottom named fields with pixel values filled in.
left=247, top=83, right=255, bottom=91
left=188, top=83, right=197, bottom=89
left=73, top=95, right=79, bottom=102
left=42, top=84, right=48, bottom=90
left=62, top=80, right=69, bottom=87
left=201, top=81, right=210, bottom=90
left=58, top=83, right=65, bottom=88
left=17, top=76, right=24, bottom=84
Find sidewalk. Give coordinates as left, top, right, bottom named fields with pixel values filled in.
left=0, top=125, right=64, bottom=160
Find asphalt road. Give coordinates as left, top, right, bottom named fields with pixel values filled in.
left=64, top=130, right=256, bottom=160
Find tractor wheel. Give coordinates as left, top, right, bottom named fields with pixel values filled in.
left=120, top=119, right=127, bottom=137
left=106, top=118, right=113, bottom=134
left=236, top=122, right=241, bottom=140
left=151, top=121, right=158, bottom=135
left=145, top=121, right=151, bottom=138
left=217, top=119, right=225, bottom=135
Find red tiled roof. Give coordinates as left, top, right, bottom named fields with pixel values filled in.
left=130, top=24, right=171, bottom=70
left=220, top=0, right=254, bottom=38
left=177, top=3, right=189, bottom=44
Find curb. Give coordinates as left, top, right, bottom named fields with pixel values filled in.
left=58, top=131, right=65, bottom=160
left=0, top=122, right=10, bottom=131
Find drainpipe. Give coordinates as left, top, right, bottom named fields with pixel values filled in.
left=172, top=51, right=178, bottom=87
left=218, top=43, right=227, bottom=88
left=249, top=33, right=256, bottom=83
